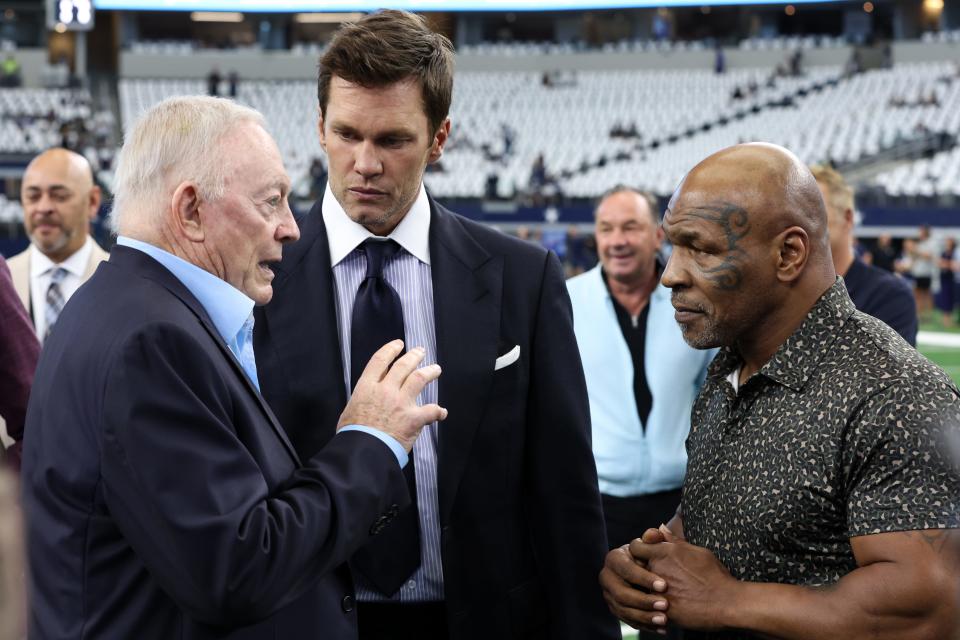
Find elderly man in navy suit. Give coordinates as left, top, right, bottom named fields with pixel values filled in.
left=22, top=95, right=446, bottom=639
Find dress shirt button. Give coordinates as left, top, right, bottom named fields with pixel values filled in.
left=406, top=580, right=416, bottom=590
left=341, top=595, right=354, bottom=613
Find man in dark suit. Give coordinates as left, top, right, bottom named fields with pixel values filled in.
left=22, top=95, right=446, bottom=640
left=253, top=11, right=618, bottom=640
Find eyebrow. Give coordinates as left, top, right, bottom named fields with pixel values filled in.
left=26, top=184, right=70, bottom=191
left=330, top=123, right=415, bottom=139
left=24, top=184, right=72, bottom=195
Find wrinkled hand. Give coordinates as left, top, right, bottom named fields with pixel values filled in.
left=599, top=528, right=672, bottom=633
left=338, top=340, right=447, bottom=451
left=630, top=533, right=735, bottom=632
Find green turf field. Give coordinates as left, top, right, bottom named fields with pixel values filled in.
left=921, top=345, right=960, bottom=385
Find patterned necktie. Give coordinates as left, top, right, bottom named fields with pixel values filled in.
left=349, top=239, right=422, bottom=596
left=44, top=267, right=68, bottom=341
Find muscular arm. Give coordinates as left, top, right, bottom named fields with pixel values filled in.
left=721, top=529, right=960, bottom=640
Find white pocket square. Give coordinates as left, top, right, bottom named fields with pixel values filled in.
left=494, top=345, right=520, bottom=371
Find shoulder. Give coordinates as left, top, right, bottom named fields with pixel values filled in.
left=566, top=265, right=603, bottom=296
left=90, top=239, right=110, bottom=262
left=845, top=261, right=914, bottom=311
left=837, top=311, right=955, bottom=405
left=6, top=248, right=29, bottom=271
left=439, top=206, right=548, bottom=261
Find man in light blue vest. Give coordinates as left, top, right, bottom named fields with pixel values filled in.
left=567, top=186, right=715, bottom=551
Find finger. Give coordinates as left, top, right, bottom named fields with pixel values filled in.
left=604, top=546, right=667, bottom=593
left=381, top=346, right=426, bottom=388
left=600, top=567, right=669, bottom=611
left=629, top=538, right=668, bottom=567
left=659, top=523, right=679, bottom=542
left=600, top=580, right=669, bottom=630
left=641, top=527, right=666, bottom=544
left=399, top=364, right=442, bottom=401
left=356, top=340, right=405, bottom=385
left=413, top=403, right=448, bottom=425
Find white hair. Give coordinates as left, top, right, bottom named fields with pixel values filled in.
left=109, top=95, right=265, bottom=235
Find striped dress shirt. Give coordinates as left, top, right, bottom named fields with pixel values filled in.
left=323, top=183, right=444, bottom=602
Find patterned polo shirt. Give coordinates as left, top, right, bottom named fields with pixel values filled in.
left=682, top=280, right=960, bottom=639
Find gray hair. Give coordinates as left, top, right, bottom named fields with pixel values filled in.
left=109, top=95, right=265, bottom=235
left=595, top=185, right=661, bottom=225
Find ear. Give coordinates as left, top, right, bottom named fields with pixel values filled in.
left=776, top=226, right=809, bottom=283
left=843, top=206, right=854, bottom=232
left=427, top=117, right=451, bottom=164
left=170, top=181, right=204, bottom=242
left=317, top=106, right=327, bottom=151
left=87, top=185, right=102, bottom=221
left=655, top=224, right=665, bottom=248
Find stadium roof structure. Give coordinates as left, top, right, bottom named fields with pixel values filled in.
left=93, top=0, right=839, bottom=12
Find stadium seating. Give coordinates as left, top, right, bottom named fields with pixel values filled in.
left=111, top=61, right=960, bottom=202
left=0, top=88, right=93, bottom=154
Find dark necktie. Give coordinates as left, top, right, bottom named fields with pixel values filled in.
left=349, top=239, right=422, bottom=596
left=44, top=267, right=67, bottom=342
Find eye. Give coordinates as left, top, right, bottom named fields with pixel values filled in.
left=381, top=137, right=407, bottom=148
left=265, top=195, right=282, bottom=208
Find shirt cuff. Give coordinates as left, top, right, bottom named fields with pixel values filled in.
left=339, top=425, right=408, bottom=468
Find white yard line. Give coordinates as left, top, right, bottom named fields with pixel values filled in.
left=918, top=331, right=960, bottom=349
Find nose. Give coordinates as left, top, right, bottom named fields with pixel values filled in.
left=354, top=140, right=383, bottom=178
left=660, top=250, right=687, bottom=290
left=276, top=202, right=300, bottom=244
left=31, top=192, right=55, bottom=214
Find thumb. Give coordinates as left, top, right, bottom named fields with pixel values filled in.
left=659, top=523, right=679, bottom=543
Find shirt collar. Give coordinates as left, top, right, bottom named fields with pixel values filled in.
left=116, top=236, right=254, bottom=345
left=30, top=236, right=93, bottom=279
left=321, top=182, right=431, bottom=267
left=706, top=279, right=855, bottom=392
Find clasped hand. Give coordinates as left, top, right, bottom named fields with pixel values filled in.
left=600, top=526, right=735, bottom=634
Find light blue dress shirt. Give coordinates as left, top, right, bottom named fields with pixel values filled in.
left=116, top=237, right=407, bottom=466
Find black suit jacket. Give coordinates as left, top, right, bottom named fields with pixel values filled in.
left=254, top=197, right=620, bottom=640
left=22, top=246, right=409, bottom=639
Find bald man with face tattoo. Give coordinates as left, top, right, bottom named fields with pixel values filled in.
left=600, top=143, right=960, bottom=640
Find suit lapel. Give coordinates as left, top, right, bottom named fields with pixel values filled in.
left=429, top=202, right=503, bottom=524
left=114, top=246, right=301, bottom=464
left=258, top=201, right=347, bottom=459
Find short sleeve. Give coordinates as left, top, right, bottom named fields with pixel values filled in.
left=843, top=381, right=960, bottom=537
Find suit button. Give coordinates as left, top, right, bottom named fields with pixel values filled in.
left=341, top=595, right=354, bottom=613
left=389, top=504, right=400, bottom=516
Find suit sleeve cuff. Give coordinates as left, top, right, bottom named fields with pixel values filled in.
left=338, top=425, right=408, bottom=468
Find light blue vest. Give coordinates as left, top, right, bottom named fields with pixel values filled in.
left=567, top=265, right=715, bottom=497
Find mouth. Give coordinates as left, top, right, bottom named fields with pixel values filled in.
left=257, top=260, right=279, bottom=278
left=349, top=187, right=386, bottom=201
left=671, top=296, right=705, bottom=324
left=32, top=221, right=61, bottom=233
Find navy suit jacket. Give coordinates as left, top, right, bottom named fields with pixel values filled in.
left=22, top=246, right=409, bottom=639
left=253, top=197, right=620, bottom=640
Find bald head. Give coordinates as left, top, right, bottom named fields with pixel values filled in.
left=660, top=143, right=838, bottom=362
left=674, top=143, right=830, bottom=250
left=21, top=148, right=100, bottom=263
